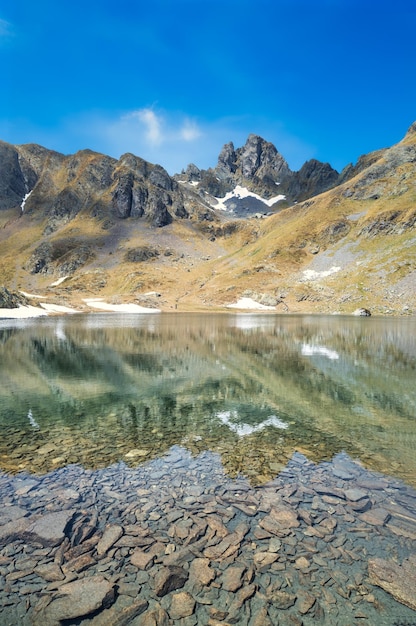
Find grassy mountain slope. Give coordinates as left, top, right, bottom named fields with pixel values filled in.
left=0, top=124, right=415, bottom=315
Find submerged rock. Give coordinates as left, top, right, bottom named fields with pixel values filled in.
left=39, top=576, right=115, bottom=623
left=168, top=591, right=196, bottom=620
left=368, top=556, right=416, bottom=611
left=154, top=565, right=188, bottom=597
left=96, top=524, right=124, bottom=555
left=137, top=606, right=170, bottom=626
left=25, top=510, right=75, bottom=547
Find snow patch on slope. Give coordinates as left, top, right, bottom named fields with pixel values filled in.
left=20, top=191, right=32, bottom=212
left=50, top=276, right=69, bottom=287
left=302, top=266, right=341, bottom=281
left=213, top=185, right=285, bottom=211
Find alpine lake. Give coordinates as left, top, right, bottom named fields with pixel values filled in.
left=0, top=312, right=415, bottom=626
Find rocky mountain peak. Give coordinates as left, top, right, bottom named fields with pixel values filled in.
left=184, top=163, right=201, bottom=182
left=176, top=134, right=344, bottom=214
left=214, top=134, right=291, bottom=185
left=237, top=134, right=291, bottom=182
left=216, top=142, right=236, bottom=179
left=278, top=159, right=339, bottom=202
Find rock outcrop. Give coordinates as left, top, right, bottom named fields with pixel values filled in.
left=0, top=142, right=188, bottom=230
left=279, top=158, right=339, bottom=201
left=0, top=287, right=28, bottom=309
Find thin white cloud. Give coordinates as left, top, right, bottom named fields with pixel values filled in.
left=118, top=108, right=203, bottom=155
left=180, top=119, right=202, bottom=142
left=0, top=18, right=12, bottom=39
left=134, top=108, right=163, bottom=146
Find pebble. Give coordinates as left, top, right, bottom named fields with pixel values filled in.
left=130, top=549, right=155, bottom=570
left=168, top=591, right=196, bottom=619
left=221, top=565, right=246, bottom=591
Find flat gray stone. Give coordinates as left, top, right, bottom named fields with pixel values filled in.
left=96, top=524, right=124, bottom=555
left=344, top=488, right=368, bottom=502
left=25, top=510, right=74, bottom=547
left=0, top=505, right=28, bottom=523
left=40, top=575, right=115, bottom=623
left=332, top=468, right=354, bottom=480
left=0, top=517, right=31, bottom=543
left=360, top=508, right=391, bottom=526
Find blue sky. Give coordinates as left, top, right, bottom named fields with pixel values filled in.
left=1, top=0, right=415, bottom=174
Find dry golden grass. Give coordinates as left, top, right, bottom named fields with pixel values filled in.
left=1, top=128, right=415, bottom=314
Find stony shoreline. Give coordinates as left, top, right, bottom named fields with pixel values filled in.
left=1, top=447, right=415, bottom=625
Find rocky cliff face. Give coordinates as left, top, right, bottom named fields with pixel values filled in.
left=0, top=133, right=347, bottom=230
left=0, top=143, right=189, bottom=230
left=279, top=159, right=339, bottom=202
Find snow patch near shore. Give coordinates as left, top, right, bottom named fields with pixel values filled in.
left=83, top=299, right=161, bottom=313
left=40, top=303, right=80, bottom=314
left=20, top=291, right=46, bottom=299
left=0, top=305, right=48, bottom=319
left=227, top=297, right=276, bottom=310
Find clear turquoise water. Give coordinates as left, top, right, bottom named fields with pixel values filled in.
left=0, top=313, right=415, bottom=484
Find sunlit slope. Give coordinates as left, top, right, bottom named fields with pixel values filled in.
left=188, top=124, right=416, bottom=313
left=0, top=124, right=415, bottom=314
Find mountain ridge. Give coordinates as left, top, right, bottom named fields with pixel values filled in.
left=0, top=123, right=415, bottom=315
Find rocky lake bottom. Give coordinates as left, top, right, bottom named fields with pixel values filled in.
left=1, top=313, right=415, bottom=625
left=1, top=446, right=416, bottom=626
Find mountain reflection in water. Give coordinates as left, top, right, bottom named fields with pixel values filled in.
left=0, top=313, right=415, bottom=485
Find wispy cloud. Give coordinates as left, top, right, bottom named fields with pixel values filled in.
left=133, top=108, right=163, bottom=146
left=180, top=119, right=202, bottom=142
left=0, top=18, right=12, bottom=39
left=97, top=107, right=208, bottom=172
left=123, top=107, right=203, bottom=148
